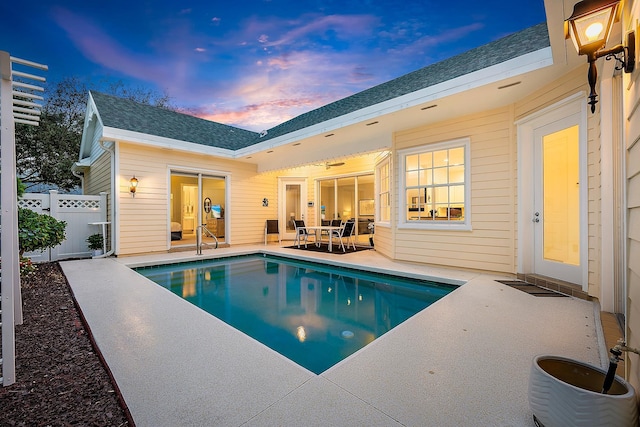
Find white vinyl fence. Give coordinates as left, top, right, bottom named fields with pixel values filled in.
left=18, top=190, right=107, bottom=261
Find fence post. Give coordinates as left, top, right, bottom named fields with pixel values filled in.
left=0, top=50, right=18, bottom=386
left=49, top=190, right=60, bottom=260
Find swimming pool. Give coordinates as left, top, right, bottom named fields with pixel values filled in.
left=136, top=254, right=457, bottom=374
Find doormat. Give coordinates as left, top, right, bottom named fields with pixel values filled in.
left=285, top=243, right=373, bottom=255
left=495, top=280, right=568, bottom=297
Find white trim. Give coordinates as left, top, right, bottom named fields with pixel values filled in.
left=397, top=138, right=471, bottom=231
left=600, top=75, right=615, bottom=311
left=166, top=167, right=232, bottom=249
left=102, top=127, right=237, bottom=158
left=375, top=154, right=391, bottom=226
left=278, top=177, right=308, bottom=239
left=516, top=94, right=588, bottom=290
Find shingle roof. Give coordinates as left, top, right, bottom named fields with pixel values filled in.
left=90, top=91, right=259, bottom=150
left=260, top=22, right=549, bottom=142
left=90, top=22, right=549, bottom=150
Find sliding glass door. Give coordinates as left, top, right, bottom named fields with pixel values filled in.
left=170, top=172, right=226, bottom=247
left=318, top=174, right=374, bottom=244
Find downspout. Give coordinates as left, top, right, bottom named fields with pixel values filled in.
left=70, top=165, right=85, bottom=191
left=98, top=139, right=116, bottom=257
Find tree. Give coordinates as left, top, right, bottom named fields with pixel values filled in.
left=15, top=77, right=174, bottom=191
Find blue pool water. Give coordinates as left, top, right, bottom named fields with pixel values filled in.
left=136, top=254, right=456, bottom=374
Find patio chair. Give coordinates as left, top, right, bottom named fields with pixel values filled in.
left=264, top=219, right=281, bottom=245
left=330, top=219, right=356, bottom=252
left=293, top=219, right=313, bottom=248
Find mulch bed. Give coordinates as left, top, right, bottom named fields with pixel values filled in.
left=0, top=262, right=131, bottom=426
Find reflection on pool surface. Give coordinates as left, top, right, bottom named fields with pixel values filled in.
left=136, top=254, right=457, bottom=374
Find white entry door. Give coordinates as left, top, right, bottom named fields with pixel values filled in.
left=532, top=114, right=583, bottom=284
left=279, top=178, right=307, bottom=241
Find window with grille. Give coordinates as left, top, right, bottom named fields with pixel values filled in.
left=376, top=157, right=390, bottom=223
left=399, top=138, right=470, bottom=230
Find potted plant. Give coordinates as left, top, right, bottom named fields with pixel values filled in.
left=86, top=233, right=104, bottom=257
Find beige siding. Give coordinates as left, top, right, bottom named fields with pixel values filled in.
left=393, top=107, right=516, bottom=273
left=623, top=0, right=640, bottom=393
left=623, top=0, right=640, bottom=396
left=117, top=142, right=277, bottom=255
left=85, top=151, right=111, bottom=196
left=84, top=150, right=112, bottom=225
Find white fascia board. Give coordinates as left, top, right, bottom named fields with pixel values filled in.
left=78, top=94, right=100, bottom=161
left=100, top=126, right=236, bottom=158
left=235, top=47, right=553, bottom=157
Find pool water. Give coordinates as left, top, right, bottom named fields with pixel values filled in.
left=136, top=254, right=456, bottom=374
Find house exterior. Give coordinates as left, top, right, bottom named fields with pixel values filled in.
left=76, top=0, right=640, bottom=394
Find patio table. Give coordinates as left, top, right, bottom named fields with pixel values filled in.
left=304, top=225, right=343, bottom=252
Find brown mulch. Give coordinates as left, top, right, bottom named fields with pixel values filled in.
left=0, top=262, right=132, bottom=426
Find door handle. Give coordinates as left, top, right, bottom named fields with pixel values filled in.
left=533, top=212, right=540, bottom=223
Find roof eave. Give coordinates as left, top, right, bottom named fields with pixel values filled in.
left=100, top=126, right=237, bottom=158
left=234, top=46, right=554, bottom=159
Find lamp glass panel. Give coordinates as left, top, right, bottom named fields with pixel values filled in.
left=570, top=6, right=615, bottom=52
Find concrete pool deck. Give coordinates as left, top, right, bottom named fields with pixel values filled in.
left=60, top=245, right=604, bottom=426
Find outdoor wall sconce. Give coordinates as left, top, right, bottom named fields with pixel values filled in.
left=129, top=176, right=138, bottom=197
left=565, top=0, right=635, bottom=113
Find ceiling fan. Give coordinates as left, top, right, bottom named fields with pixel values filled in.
left=324, top=161, right=345, bottom=169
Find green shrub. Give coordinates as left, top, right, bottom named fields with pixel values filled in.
left=18, top=207, right=67, bottom=256
left=86, top=233, right=104, bottom=250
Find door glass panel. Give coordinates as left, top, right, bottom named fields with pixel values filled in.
left=543, top=125, right=580, bottom=265
left=171, top=173, right=226, bottom=246
left=337, top=177, right=355, bottom=222
left=357, top=174, right=375, bottom=243
left=286, top=184, right=301, bottom=231
left=202, top=176, right=225, bottom=242
left=170, top=175, right=198, bottom=240
left=320, top=180, right=335, bottom=221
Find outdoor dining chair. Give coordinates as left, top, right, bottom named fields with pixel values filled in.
left=293, top=219, right=313, bottom=248
left=330, top=219, right=356, bottom=252
left=264, top=219, right=280, bottom=245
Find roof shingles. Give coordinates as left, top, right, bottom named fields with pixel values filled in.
left=91, top=92, right=259, bottom=150
left=91, top=22, right=549, bottom=150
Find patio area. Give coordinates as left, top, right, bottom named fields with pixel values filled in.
left=60, top=245, right=604, bottom=426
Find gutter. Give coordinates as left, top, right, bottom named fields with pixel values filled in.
left=70, top=161, right=87, bottom=191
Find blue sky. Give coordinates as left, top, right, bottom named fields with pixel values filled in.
left=1, top=1, right=546, bottom=131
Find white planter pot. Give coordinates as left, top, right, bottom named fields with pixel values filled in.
left=529, top=355, right=638, bottom=427
left=92, top=249, right=103, bottom=257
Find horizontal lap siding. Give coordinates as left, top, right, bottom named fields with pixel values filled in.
left=84, top=152, right=112, bottom=223
left=117, top=143, right=277, bottom=255
left=624, top=0, right=640, bottom=395
left=393, top=107, right=515, bottom=273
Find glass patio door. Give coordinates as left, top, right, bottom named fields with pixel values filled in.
left=170, top=172, right=226, bottom=247
left=280, top=178, right=307, bottom=240
left=533, top=117, right=582, bottom=283
left=318, top=174, right=375, bottom=244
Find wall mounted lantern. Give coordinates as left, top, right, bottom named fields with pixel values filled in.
left=129, top=176, right=138, bottom=197
left=565, top=0, right=635, bottom=113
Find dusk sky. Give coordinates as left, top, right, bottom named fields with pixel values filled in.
left=1, top=1, right=546, bottom=131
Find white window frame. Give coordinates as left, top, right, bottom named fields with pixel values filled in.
left=398, top=138, right=471, bottom=231
left=375, top=154, right=391, bottom=226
